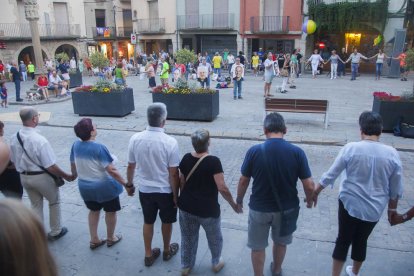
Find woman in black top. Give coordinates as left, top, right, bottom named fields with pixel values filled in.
left=178, top=129, right=238, bottom=275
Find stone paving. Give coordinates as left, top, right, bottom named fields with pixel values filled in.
left=1, top=71, right=414, bottom=275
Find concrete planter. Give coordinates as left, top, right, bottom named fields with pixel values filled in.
left=152, top=91, right=219, bottom=121
left=69, top=71, right=83, bottom=88
left=72, top=88, right=134, bottom=117
left=372, top=97, right=414, bottom=132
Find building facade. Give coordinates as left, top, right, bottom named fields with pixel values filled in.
left=176, top=0, right=241, bottom=57
left=0, top=0, right=87, bottom=66
left=84, top=0, right=134, bottom=60
left=240, top=0, right=303, bottom=59
left=132, top=0, right=177, bottom=55
left=304, top=0, right=407, bottom=72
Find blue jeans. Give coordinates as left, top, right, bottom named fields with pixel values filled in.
left=214, top=68, right=221, bottom=77
left=14, top=80, right=21, bottom=100
left=337, top=62, right=345, bottom=76
left=179, top=210, right=223, bottom=269
left=376, top=63, right=383, bottom=78
left=233, top=79, right=242, bottom=97
left=351, top=63, right=359, bottom=80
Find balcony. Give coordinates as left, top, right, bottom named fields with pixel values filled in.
left=0, top=23, right=80, bottom=39
left=117, top=26, right=133, bottom=37
left=177, top=14, right=235, bottom=31
left=250, top=16, right=289, bottom=33
left=136, top=18, right=166, bottom=34
left=92, top=27, right=116, bottom=39
left=308, top=0, right=376, bottom=4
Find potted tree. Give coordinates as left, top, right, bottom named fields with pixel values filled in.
left=372, top=48, right=414, bottom=131
left=55, top=52, right=83, bottom=88
left=89, top=51, right=110, bottom=75
left=152, top=78, right=219, bottom=121
left=72, top=80, right=134, bottom=117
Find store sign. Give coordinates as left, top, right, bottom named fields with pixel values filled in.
left=131, top=33, right=137, bottom=45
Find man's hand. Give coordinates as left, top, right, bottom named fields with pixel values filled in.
left=236, top=203, right=243, bottom=214
left=388, top=210, right=397, bottom=225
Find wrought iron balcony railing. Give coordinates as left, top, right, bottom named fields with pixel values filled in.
left=117, top=26, right=134, bottom=37
left=250, top=16, right=289, bottom=33
left=0, top=23, right=80, bottom=38
left=92, top=27, right=116, bottom=39
left=136, top=18, right=166, bottom=34
left=177, top=13, right=235, bottom=30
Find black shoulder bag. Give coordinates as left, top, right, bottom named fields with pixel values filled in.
left=16, top=132, right=65, bottom=187
left=261, top=143, right=300, bottom=236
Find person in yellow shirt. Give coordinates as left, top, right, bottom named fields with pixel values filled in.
left=27, top=61, right=35, bottom=80
left=160, top=57, right=169, bottom=85
left=251, top=52, right=260, bottom=77
left=212, top=52, right=223, bottom=78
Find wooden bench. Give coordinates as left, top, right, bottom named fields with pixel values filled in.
left=265, top=98, right=329, bottom=129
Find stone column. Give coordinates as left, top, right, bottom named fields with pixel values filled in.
left=24, top=0, right=44, bottom=74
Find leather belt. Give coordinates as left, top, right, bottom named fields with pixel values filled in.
left=21, top=171, right=45, bottom=175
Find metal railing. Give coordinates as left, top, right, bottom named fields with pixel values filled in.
left=177, top=13, right=235, bottom=30
left=0, top=23, right=80, bottom=38
left=92, top=27, right=116, bottom=38
left=136, top=18, right=166, bottom=33
left=117, top=26, right=133, bottom=37
left=250, top=16, right=289, bottom=33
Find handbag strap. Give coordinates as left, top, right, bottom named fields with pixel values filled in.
left=260, top=143, right=284, bottom=212
left=16, top=132, right=56, bottom=179
left=185, top=154, right=209, bottom=183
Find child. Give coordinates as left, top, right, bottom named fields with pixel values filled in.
left=0, top=81, right=7, bottom=108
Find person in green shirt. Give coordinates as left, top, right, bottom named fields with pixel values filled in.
left=114, top=63, right=125, bottom=85
left=160, top=57, right=169, bottom=85
left=223, top=48, right=229, bottom=70
left=27, top=61, right=35, bottom=80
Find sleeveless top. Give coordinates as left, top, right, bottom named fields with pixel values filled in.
left=376, top=53, right=385, bottom=64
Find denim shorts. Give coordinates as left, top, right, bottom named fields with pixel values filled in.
left=264, top=74, right=274, bottom=84
left=247, top=209, right=293, bottom=250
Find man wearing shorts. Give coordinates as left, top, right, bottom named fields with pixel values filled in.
left=236, top=112, right=316, bottom=276
left=397, top=50, right=408, bottom=81
left=127, top=103, right=180, bottom=267
left=263, top=53, right=278, bottom=97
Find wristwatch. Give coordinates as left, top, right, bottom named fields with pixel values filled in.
left=402, top=213, right=409, bottom=221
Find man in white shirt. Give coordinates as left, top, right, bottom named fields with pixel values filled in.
left=197, top=57, right=212, bottom=88
left=48, top=70, right=68, bottom=97
left=231, top=58, right=245, bottom=100
left=9, top=107, right=73, bottom=241
left=127, top=103, right=180, bottom=267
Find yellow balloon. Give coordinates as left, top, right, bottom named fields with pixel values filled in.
left=307, top=20, right=317, bottom=34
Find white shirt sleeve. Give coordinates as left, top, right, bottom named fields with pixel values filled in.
left=168, top=141, right=180, bottom=167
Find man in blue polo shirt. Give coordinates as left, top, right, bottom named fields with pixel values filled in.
left=236, top=112, right=316, bottom=276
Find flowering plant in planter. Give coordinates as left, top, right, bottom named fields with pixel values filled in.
left=373, top=91, right=414, bottom=102
left=152, top=79, right=217, bottom=94
left=74, top=80, right=126, bottom=93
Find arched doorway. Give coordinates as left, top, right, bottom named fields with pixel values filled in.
left=18, top=46, right=47, bottom=67
left=55, top=44, right=79, bottom=61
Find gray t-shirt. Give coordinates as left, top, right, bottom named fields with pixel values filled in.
left=329, top=55, right=339, bottom=64
left=19, top=64, right=27, bottom=72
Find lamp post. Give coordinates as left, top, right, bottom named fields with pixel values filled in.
left=24, top=0, right=45, bottom=74
left=112, top=2, right=118, bottom=60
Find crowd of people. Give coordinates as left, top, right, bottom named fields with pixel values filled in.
left=0, top=103, right=413, bottom=276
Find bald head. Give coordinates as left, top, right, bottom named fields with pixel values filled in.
left=19, top=107, right=38, bottom=126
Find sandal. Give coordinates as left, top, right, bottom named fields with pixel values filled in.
left=144, top=248, right=161, bottom=267
left=270, top=262, right=283, bottom=276
left=163, top=243, right=179, bottom=261
left=90, top=239, right=106, bottom=250
left=107, top=234, right=122, bottom=248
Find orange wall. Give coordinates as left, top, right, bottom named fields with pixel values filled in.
left=241, top=0, right=303, bottom=34
left=283, top=0, right=302, bottom=32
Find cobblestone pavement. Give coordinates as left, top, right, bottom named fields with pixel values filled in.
left=2, top=72, right=414, bottom=151
left=1, top=124, right=413, bottom=276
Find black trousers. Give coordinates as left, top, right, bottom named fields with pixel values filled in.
left=0, top=168, right=23, bottom=199
left=332, top=199, right=377, bottom=262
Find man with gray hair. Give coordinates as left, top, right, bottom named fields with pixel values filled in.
left=236, top=112, right=316, bottom=276
left=127, top=103, right=180, bottom=267
left=9, top=106, right=73, bottom=240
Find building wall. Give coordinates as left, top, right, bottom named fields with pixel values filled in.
left=282, top=0, right=302, bottom=32
left=133, top=0, right=176, bottom=34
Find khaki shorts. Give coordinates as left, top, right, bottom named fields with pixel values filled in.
left=247, top=209, right=293, bottom=250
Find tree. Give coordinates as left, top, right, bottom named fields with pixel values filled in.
left=404, top=48, right=414, bottom=96
left=90, top=52, right=109, bottom=70
left=55, top=52, right=69, bottom=63
left=175, top=49, right=197, bottom=65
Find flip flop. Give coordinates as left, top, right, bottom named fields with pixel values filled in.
left=145, top=248, right=161, bottom=267
left=163, top=243, right=179, bottom=261
left=107, top=234, right=122, bottom=248
left=90, top=239, right=106, bottom=250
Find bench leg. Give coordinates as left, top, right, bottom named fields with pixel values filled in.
left=324, top=112, right=328, bottom=129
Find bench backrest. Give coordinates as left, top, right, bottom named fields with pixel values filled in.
left=265, top=98, right=328, bottom=112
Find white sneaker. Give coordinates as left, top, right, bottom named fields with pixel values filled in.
left=330, top=77, right=333, bottom=79
left=346, top=265, right=359, bottom=276
left=212, top=257, right=225, bottom=273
